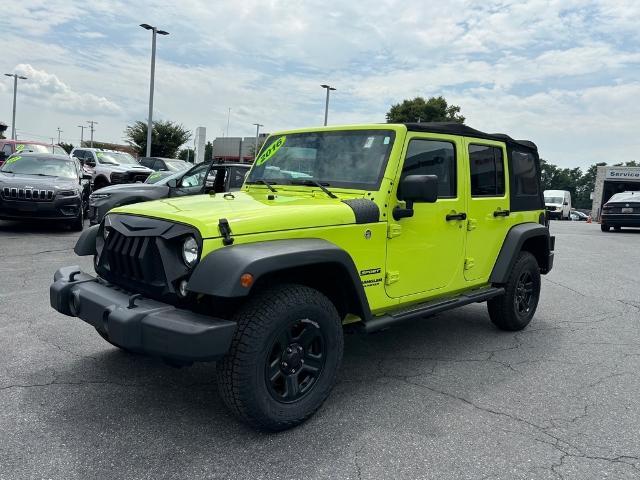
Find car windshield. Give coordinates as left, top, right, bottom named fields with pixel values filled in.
left=15, top=143, right=50, bottom=154
left=608, top=192, right=640, bottom=203
left=50, top=145, right=67, bottom=155
left=165, top=160, right=190, bottom=171
left=0, top=155, right=77, bottom=178
left=145, top=169, right=183, bottom=184
left=96, top=151, right=139, bottom=165
left=246, top=130, right=395, bottom=190
left=545, top=196, right=564, bottom=204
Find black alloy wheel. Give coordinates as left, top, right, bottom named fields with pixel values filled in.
left=514, top=271, right=535, bottom=316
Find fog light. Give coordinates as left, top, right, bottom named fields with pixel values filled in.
left=177, top=279, right=189, bottom=298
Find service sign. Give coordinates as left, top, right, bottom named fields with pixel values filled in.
left=605, top=167, right=640, bottom=180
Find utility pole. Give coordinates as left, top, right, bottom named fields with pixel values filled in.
left=87, top=120, right=98, bottom=148
left=56, top=127, right=63, bottom=144
left=320, top=84, right=336, bottom=126
left=50, top=137, right=55, bottom=145
left=4, top=73, right=28, bottom=140
left=78, top=125, right=85, bottom=146
left=140, top=24, right=170, bottom=157
left=252, top=123, right=264, bottom=161
left=226, top=108, right=231, bottom=137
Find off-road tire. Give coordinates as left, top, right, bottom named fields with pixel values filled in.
left=216, top=284, right=343, bottom=431
left=488, top=251, right=541, bottom=331
left=601, top=224, right=610, bottom=232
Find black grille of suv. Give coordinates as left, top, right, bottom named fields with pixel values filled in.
left=3, top=187, right=54, bottom=201
left=104, top=230, right=163, bottom=284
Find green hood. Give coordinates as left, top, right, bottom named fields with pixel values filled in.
left=111, top=190, right=361, bottom=238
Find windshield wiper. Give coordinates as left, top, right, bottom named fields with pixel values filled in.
left=290, top=179, right=337, bottom=199
left=246, top=179, right=277, bottom=193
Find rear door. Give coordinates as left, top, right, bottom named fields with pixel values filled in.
left=464, top=140, right=510, bottom=281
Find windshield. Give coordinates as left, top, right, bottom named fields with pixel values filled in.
left=246, top=130, right=395, bottom=190
left=608, top=192, right=640, bottom=203
left=96, top=151, right=139, bottom=165
left=15, top=143, right=50, bottom=154
left=145, top=170, right=182, bottom=184
left=50, top=145, right=67, bottom=155
left=0, top=155, right=77, bottom=178
left=165, top=160, right=190, bottom=171
left=544, top=196, right=563, bottom=204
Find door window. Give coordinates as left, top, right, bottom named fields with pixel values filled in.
left=180, top=163, right=209, bottom=187
left=469, top=144, right=505, bottom=196
left=229, top=167, right=248, bottom=188
left=400, top=139, right=456, bottom=198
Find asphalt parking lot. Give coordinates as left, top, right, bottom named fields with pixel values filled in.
left=1, top=220, right=639, bottom=480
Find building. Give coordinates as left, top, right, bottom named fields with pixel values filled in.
left=592, top=166, right=640, bottom=220
left=211, top=134, right=268, bottom=163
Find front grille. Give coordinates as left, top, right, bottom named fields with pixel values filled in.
left=104, top=230, right=164, bottom=284
left=2, top=187, right=54, bottom=201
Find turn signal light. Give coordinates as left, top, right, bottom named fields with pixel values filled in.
left=240, top=273, right=254, bottom=288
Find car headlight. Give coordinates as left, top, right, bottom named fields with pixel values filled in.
left=181, top=236, right=199, bottom=267
left=59, top=189, right=80, bottom=197
left=90, top=193, right=111, bottom=200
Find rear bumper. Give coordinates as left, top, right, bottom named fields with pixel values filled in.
left=601, top=214, right=640, bottom=227
left=50, top=266, right=236, bottom=362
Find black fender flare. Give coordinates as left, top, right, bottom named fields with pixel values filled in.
left=74, top=224, right=99, bottom=256
left=490, top=223, right=553, bottom=284
left=187, top=239, right=372, bottom=320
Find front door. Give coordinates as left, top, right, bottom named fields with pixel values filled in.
left=385, top=134, right=467, bottom=298
left=464, top=140, right=510, bottom=281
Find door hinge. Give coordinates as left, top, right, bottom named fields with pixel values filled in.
left=467, top=218, right=477, bottom=231
left=387, top=223, right=402, bottom=238
left=385, top=271, right=400, bottom=285
left=464, top=258, right=475, bottom=270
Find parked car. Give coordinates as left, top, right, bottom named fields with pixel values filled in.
left=570, top=210, right=589, bottom=221
left=0, top=140, right=66, bottom=167
left=544, top=190, right=571, bottom=220
left=0, top=152, right=91, bottom=230
left=600, top=191, right=640, bottom=231
left=138, top=157, right=191, bottom=172
left=88, top=162, right=250, bottom=225
left=51, top=122, right=554, bottom=430
left=69, top=148, right=153, bottom=189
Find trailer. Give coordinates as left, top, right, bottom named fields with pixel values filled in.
left=592, top=166, right=640, bottom=221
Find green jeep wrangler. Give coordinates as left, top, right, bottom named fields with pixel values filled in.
left=50, top=123, right=554, bottom=430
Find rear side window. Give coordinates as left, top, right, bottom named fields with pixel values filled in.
left=509, top=147, right=543, bottom=211
left=469, top=144, right=505, bottom=196
left=401, top=139, right=456, bottom=198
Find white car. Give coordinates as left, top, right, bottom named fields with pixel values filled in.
left=544, top=189, right=572, bottom=220
left=70, top=148, right=153, bottom=189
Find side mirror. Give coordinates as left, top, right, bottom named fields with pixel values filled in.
left=394, top=175, right=438, bottom=220
left=82, top=173, right=92, bottom=180
left=563, top=202, right=568, bottom=206
left=167, top=178, right=178, bottom=188
left=0, top=152, right=7, bottom=160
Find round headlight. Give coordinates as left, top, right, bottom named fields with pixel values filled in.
left=182, top=236, right=199, bottom=267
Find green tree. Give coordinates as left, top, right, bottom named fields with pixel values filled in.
left=386, top=96, right=465, bottom=123
left=125, top=120, right=191, bottom=158
left=205, top=141, right=213, bottom=162
left=178, top=148, right=195, bottom=162
left=59, top=142, right=74, bottom=154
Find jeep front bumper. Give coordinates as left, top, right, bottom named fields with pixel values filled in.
left=50, top=266, right=236, bottom=362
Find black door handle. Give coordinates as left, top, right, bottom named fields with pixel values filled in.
left=446, top=212, right=467, bottom=221
left=493, top=210, right=510, bottom=217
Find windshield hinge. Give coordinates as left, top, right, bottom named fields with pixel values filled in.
left=218, top=218, right=234, bottom=246
left=385, top=271, right=400, bottom=285
left=387, top=223, right=402, bottom=239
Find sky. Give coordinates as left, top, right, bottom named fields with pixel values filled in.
left=2, top=0, right=639, bottom=168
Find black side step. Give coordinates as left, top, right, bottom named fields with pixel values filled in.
left=363, top=287, right=504, bottom=333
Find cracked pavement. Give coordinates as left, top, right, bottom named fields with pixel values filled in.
left=0, top=220, right=639, bottom=479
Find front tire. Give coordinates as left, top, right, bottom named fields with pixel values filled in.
left=216, top=284, right=343, bottom=431
left=488, top=251, right=541, bottom=331
left=601, top=224, right=610, bottom=232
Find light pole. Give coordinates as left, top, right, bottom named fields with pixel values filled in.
left=140, top=23, right=169, bottom=158
left=320, top=84, right=336, bottom=126
left=4, top=73, right=28, bottom=140
left=57, top=127, right=63, bottom=144
left=87, top=120, right=98, bottom=148
left=78, top=125, right=85, bottom=146
left=252, top=123, right=264, bottom=161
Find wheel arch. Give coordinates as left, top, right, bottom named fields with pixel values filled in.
left=490, top=223, right=553, bottom=284
left=187, top=239, right=372, bottom=321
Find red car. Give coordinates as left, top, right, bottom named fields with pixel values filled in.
left=0, top=140, right=67, bottom=166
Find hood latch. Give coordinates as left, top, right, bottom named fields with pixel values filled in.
left=218, top=218, right=234, bottom=246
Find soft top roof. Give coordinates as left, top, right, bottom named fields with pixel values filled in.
left=403, top=122, right=537, bottom=151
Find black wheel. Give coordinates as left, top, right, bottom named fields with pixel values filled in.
left=601, top=224, right=610, bottom=232
left=70, top=207, right=84, bottom=231
left=95, top=328, right=130, bottom=352
left=216, top=284, right=343, bottom=431
left=488, top=251, right=541, bottom=331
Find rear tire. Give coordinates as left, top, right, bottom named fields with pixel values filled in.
left=216, top=284, right=343, bottom=431
left=601, top=224, right=610, bottom=232
left=488, top=251, right=541, bottom=331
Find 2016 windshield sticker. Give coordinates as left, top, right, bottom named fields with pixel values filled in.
left=148, top=172, right=162, bottom=181
left=5, top=156, right=21, bottom=165
left=256, top=136, right=286, bottom=166
left=96, top=152, right=104, bottom=158
left=15, top=144, right=25, bottom=152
